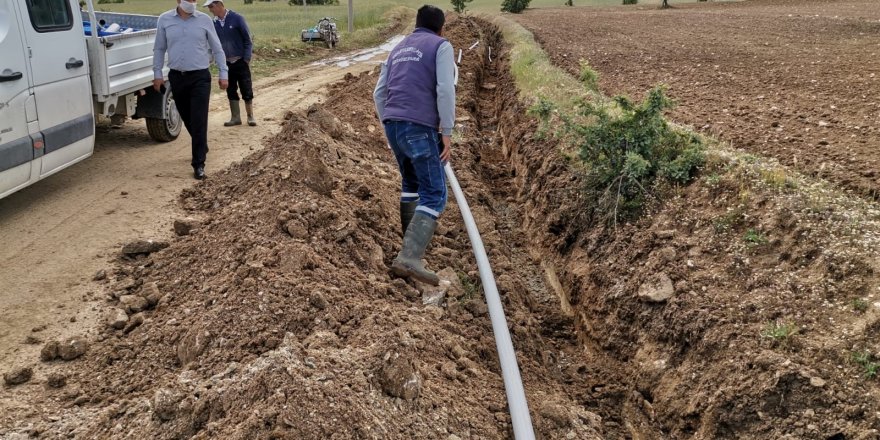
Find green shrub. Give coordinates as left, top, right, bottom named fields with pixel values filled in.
left=622, top=0, right=637, bottom=4
left=501, top=0, right=531, bottom=13
left=451, top=0, right=473, bottom=13
left=97, top=0, right=124, bottom=4
left=547, top=87, right=703, bottom=225
left=578, top=59, right=599, bottom=92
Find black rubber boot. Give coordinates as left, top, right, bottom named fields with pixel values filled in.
left=391, top=212, right=440, bottom=286
left=399, top=201, right=418, bottom=236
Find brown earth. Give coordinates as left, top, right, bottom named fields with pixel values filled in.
left=2, top=5, right=880, bottom=440
left=514, top=0, right=880, bottom=199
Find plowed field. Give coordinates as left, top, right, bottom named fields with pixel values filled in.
left=515, top=0, right=880, bottom=198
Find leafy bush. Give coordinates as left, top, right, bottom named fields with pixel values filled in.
left=501, top=0, right=531, bottom=13
left=622, top=0, right=637, bottom=4
left=451, top=0, right=473, bottom=13
left=549, top=87, right=704, bottom=225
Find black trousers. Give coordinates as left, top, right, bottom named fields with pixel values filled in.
left=226, top=59, right=253, bottom=102
left=169, top=69, right=211, bottom=169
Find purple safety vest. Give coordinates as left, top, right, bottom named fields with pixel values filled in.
left=382, top=28, right=447, bottom=129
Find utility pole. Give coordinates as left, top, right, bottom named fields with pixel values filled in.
left=347, top=0, right=353, bottom=33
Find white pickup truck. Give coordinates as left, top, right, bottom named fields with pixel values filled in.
left=0, top=0, right=181, bottom=200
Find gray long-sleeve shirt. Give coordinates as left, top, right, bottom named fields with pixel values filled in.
left=152, top=9, right=228, bottom=80
left=373, top=40, right=456, bottom=136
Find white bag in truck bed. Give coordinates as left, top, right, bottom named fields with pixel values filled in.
left=83, top=11, right=161, bottom=101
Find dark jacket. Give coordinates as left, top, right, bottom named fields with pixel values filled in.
left=213, top=10, right=252, bottom=62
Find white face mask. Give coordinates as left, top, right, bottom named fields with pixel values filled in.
left=179, top=0, right=195, bottom=14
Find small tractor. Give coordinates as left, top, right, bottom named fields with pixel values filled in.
left=301, top=17, right=339, bottom=49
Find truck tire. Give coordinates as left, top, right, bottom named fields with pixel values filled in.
left=146, top=90, right=181, bottom=142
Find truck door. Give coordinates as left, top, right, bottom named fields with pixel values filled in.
left=19, top=0, right=94, bottom=177
left=0, top=0, right=35, bottom=199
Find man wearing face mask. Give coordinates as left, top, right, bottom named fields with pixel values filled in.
left=152, top=0, right=229, bottom=180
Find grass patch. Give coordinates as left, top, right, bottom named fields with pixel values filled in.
left=704, top=173, right=721, bottom=188
left=578, top=59, right=600, bottom=92
left=713, top=208, right=743, bottom=233
left=457, top=271, right=481, bottom=301
left=759, top=167, right=796, bottom=191
left=761, top=321, right=797, bottom=344
left=851, top=298, right=869, bottom=313
left=852, top=351, right=879, bottom=379
left=743, top=228, right=768, bottom=246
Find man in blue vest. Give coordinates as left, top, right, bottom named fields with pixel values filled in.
left=204, top=0, right=257, bottom=126
left=373, top=5, right=455, bottom=286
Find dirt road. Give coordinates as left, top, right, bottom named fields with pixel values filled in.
left=0, top=50, right=390, bottom=374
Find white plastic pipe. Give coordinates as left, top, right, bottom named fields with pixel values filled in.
left=444, top=162, right=536, bottom=440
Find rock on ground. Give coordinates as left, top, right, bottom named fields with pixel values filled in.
left=3, top=366, right=33, bottom=386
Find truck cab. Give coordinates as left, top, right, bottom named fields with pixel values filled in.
left=1, top=0, right=94, bottom=199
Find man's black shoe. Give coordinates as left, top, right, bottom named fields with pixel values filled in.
left=194, top=167, right=206, bottom=180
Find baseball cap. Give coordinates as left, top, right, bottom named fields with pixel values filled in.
left=202, top=0, right=221, bottom=7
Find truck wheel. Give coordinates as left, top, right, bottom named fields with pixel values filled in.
left=146, top=90, right=181, bottom=142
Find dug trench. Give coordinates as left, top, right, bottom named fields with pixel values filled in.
left=4, top=14, right=880, bottom=440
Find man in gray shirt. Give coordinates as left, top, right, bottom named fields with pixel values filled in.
left=152, top=0, right=228, bottom=180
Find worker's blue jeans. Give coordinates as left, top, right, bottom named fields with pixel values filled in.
left=383, top=120, right=447, bottom=219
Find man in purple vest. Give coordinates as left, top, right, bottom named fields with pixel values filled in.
left=373, top=5, right=455, bottom=286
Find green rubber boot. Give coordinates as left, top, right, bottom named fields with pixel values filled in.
left=245, top=100, right=257, bottom=126
left=399, top=200, right=418, bottom=236
left=391, top=212, right=440, bottom=286
left=224, top=100, right=242, bottom=126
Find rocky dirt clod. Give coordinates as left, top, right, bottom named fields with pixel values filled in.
left=3, top=366, right=33, bottom=386
left=121, top=240, right=169, bottom=256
